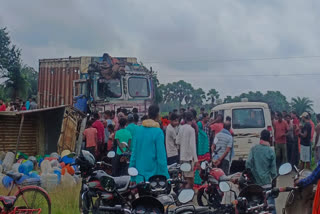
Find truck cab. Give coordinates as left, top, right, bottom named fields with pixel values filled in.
left=73, top=58, right=154, bottom=114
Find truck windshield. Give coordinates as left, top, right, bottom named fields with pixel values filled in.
left=97, top=78, right=122, bottom=98
left=128, top=77, right=150, bottom=97
left=232, top=108, right=265, bottom=129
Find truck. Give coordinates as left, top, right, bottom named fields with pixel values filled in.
left=38, top=53, right=155, bottom=113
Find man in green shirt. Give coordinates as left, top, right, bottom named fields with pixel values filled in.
left=113, top=118, right=132, bottom=176
left=246, top=129, right=277, bottom=214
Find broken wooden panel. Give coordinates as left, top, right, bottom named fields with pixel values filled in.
left=57, top=107, right=84, bottom=154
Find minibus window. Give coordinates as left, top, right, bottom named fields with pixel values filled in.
left=232, top=108, right=265, bottom=129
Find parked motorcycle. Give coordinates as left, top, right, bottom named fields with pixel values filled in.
left=270, top=163, right=314, bottom=214
left=197, top=160, right=235, bottom=209
left=217, top=163, right=294, bottom=214
left=76, top=150, right=133, bottom=214
left=98, top=189, right=195, bottom=214
left=167, top=163, right=192, bottom=202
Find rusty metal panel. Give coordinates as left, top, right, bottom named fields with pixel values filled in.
left=39, top=57, right=82, bottom=108
left=0, top=115, right=38, bottom=155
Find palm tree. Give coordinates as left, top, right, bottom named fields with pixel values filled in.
left=207, top=89, right=220, bottom=106
left=291, top=97, right=314, bottom=116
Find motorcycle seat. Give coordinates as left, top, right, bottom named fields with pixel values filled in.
left=169, top=205, right=210, bottom=214
left=219, top=175, right=230, bottom=182
left=113, top=176, right=130, bottom=192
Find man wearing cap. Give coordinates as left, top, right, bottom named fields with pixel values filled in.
left=300, top=112, right=312, bottom=170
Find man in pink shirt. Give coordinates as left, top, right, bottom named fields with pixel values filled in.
left=83, top=120, right=98, bottom=157
left=273, top=112, right=289, bottom=168
left=92, top=113, right=105, bottom=160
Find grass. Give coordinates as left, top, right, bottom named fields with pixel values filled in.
left=0, top=184, right=81, bottom=214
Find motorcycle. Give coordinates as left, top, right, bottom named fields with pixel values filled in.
left=197, top=160, right=240, bottom=209
left=128, top=163, right=191, bottom=208
left=218, top=163, right=298, bottom=214
left=167, top=163, right=193, bottom=201
left=76, top=150, right=133, bottom=214
left=98, top=189, right=195, bottom=214
left=270, top=163, right=313, bottom=214
left=127, top=167, right=209, bottom=214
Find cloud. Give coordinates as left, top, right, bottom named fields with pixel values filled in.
left=1, top=0, right=320, bottom=110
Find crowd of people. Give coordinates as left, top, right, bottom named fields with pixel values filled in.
left=81, top=105, right=320, bottom=189
left=81, top=106, right=239, bottom=189
left=272, top=111, right=320, bottom=170
left=0, top=98, right=38, bottom=112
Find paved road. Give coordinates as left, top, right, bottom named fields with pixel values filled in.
left=276, top=172, right=295, bottom=214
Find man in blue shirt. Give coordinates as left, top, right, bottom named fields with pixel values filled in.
left=129, top=105, right=169, bottom=183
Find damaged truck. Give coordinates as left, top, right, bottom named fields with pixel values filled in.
left=38, top=53, right=156, bottom=114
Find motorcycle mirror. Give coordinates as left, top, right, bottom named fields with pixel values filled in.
left=180, top=163, right=192, bottom=172
left=128, top=167, right=139, bottom=177
left=200, top=162, right=207, bottom=170
left=178, top=189, right=195, bottom=204
left=219, top=181, right=231, bottom=192
left=279, top=163, right=292, bottom=175
left=107, top=151, right=116, bottom=158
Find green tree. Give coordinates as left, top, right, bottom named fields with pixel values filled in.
left=151, top=71, right=162, bottom=104
left=263, top=91, right=290, bottom=112
left=0, top=28, right=37, bottom=101
left=0, top=28, right=21, bottom=77
left=291, top=97, right=314, bottom=116
left=224, top=95, right=233, bottom=103
left=189, top=88, right=206, bottom=107
left=221, top=91, right=289, bottom=112
left=160, top=80, right=195, bottom=109
left=207, top=89, right=220, bottom=107
left=3, top=63, right=31, bottom=100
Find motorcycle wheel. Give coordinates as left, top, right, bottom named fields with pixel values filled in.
left=197, top=188, right=221, bottom=209
left=93, top=198, right=108, bottom=214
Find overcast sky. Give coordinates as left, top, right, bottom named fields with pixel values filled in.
left=1, top=0, right=320, bottom=111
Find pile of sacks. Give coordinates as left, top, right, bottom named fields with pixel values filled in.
left=0, top=150, right=80, bottom=191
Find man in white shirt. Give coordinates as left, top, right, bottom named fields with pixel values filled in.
left=166, top=113, right=180, bottom=165
left=177, top=111, right=198, bottom=188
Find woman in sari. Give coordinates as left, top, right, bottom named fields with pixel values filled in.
left=194, top=115, right=211, bottom=189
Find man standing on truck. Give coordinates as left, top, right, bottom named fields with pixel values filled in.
left=273, top=112, right=289, bottom=168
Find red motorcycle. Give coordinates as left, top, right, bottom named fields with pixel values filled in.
left=197, top=161, right=230, bottom=209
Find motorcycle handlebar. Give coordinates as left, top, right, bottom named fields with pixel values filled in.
left=99, top=206, right=131, bottom=214
left=168, top=178, right=187, bottom=184
left=96, top=161, right=112, bottom=167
